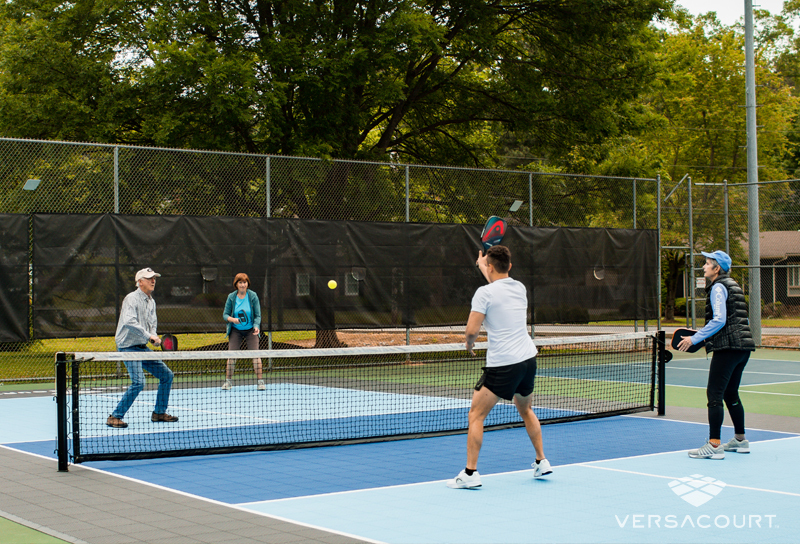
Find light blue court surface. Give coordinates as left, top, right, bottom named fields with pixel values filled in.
left=240, top=437, right=800, bottom=544
left=665, top=355, right=800, bottom=388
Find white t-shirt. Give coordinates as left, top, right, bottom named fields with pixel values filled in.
left=471, top=277, right=537, bottom=367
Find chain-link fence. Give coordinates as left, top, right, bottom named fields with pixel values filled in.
left=0, top=138, right=659, bottom=225
left=661, top=177, right=800, bottom=350
left=3, top=137, right=657, bottom=383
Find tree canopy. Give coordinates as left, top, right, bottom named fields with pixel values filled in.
left=0, top=0, right=669, bottom=165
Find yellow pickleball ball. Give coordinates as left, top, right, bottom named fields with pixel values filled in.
left=328, top=280, right=337, bottom=289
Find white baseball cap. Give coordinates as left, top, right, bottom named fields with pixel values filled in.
left=135, top=267, right=161, bottom=282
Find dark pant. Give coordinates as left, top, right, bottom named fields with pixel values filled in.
left=706, top=349, right=750, bottom=440
left=229, top=328, right=259, bottom=351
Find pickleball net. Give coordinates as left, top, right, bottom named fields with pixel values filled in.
left=57, top=332, right=665, bottom=463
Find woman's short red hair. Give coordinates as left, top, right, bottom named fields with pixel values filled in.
left=233, top=273, right=251, bottom=289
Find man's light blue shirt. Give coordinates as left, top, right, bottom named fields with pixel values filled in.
left=115, top=289, right=157, bottom=348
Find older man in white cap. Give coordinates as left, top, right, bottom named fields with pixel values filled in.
left=107, top=267, right=178, bottom=428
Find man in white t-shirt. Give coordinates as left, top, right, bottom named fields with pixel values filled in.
left=447, top=245, right=552, bottom=489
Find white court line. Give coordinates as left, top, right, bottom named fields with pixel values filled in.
left=666, top=383, right=800, bottom=396
left=581, top=464, right=800, bottom=497
left=741, top=380, right=800, bottom=387
left=668, top=366, right=800, bottom=377
left=738, top=391, right=800, bottom=397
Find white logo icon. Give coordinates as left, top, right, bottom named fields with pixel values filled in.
left=668, top=474, right=726, bottom=507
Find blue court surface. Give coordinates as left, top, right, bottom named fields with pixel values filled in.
left=2, top=351, right=798, bottom=544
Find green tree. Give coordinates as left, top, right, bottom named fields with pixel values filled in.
left=635, top=16, right=797, bottom=319
left=1, top=0, right=670, bottom=208
left=0, top=0, right=671, bottom=346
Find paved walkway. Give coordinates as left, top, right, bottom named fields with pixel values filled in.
left=0, top=447, right=365, bottom=544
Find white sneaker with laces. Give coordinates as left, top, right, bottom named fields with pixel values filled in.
left=221, top=380, right=231, bottom=391
left=532, top=459, right=553, bottom=478
left=257, top=380, right=266, bottom=391
left=446, top=469, right=482, bottom=489
left=688, top=441, right=725, bottom=459
left=723, top=437, right=750, bottom=453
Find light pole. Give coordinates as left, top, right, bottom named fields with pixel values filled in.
left=745, top=0, right=762, bottom=344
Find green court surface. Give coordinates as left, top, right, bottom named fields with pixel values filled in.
left=0, top=516, right=71, bottom=544
left=667, top=382, right=800, bottom=417
left=666, top=348, right=800, bottom=418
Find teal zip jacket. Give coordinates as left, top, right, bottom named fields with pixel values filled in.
left=223, top=289, right=262, bottom=337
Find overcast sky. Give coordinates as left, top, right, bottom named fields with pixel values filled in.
left=679, top=0, right=786, bottom=25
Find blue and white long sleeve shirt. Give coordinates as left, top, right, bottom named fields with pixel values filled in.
left=690, top=283, right=727, bottom=345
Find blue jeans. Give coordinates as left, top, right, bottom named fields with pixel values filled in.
left=112, top=345, right=174, bottom=418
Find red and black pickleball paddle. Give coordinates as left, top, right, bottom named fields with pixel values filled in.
left=160, top=333, right=178, bottom=351
left=480, top=216, right=507, bottom=251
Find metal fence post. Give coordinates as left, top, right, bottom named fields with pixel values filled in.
left=405, top=164, right=410, bottom=345
left=724, top=179, right=729, bottom=255
left=688, top=177, right=695, bottom=330
left=657, top=174, right=662, bottom=331
left=529, top=172, right=535, bottom=339
left=113, top=146, right=119, bottom=214
left=634, top=178, right=638, bottom=332
left=266, top=156, right=271, bottom=218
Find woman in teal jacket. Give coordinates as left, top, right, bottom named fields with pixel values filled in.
left=222, top=273, right=264, bottom=390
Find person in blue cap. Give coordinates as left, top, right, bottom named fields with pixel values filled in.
left=676, top=250, right=755, bottom=459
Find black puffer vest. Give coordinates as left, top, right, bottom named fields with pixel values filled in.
left=704, top=275, right=756, bottom=352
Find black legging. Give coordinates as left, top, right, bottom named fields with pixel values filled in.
left=706, top=349, right=751, bottom=440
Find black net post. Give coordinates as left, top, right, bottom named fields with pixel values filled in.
left=55, top=352, right=68, bottom=472
left=71, top=357, right=81, bottom=463
left=657, top=330, right=666, bottom=416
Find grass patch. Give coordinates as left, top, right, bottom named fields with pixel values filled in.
left=741, top=381, right=800, bottom=396
left=666, top=384, right=800, bottom=418
left=0, top=516, right=71, bottom=544
left=0, top=331, right=317, bottom=382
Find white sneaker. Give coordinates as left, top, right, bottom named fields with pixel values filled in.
left=221, top=380, right=231, bottom=391
left=532, top=459, right=553, bottom=478
left=257, top=380, right=266, bottom=391
left=688, top=441, right=725, bottom=459
left=446, top=469, right=482, bottom=489
left=723, top=437, right=750, bottom=453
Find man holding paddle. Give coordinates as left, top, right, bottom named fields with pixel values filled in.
left=447, top=245, right=551, bottom=488
left=675, top=250, right=755, bottom=459
left=106, top=267, right=178, bottom=429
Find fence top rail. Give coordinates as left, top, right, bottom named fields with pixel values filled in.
left=700, top=179, right=800, bottom=187
left=0, top=137, right=656, bottom=182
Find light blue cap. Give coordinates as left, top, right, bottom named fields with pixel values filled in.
left=700, top=250, right=731, bottom=272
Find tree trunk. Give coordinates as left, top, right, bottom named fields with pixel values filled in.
left=314, top=329, right=347, bottom=348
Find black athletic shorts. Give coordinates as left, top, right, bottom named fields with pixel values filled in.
left=474, top=356, right=537, bottom=401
